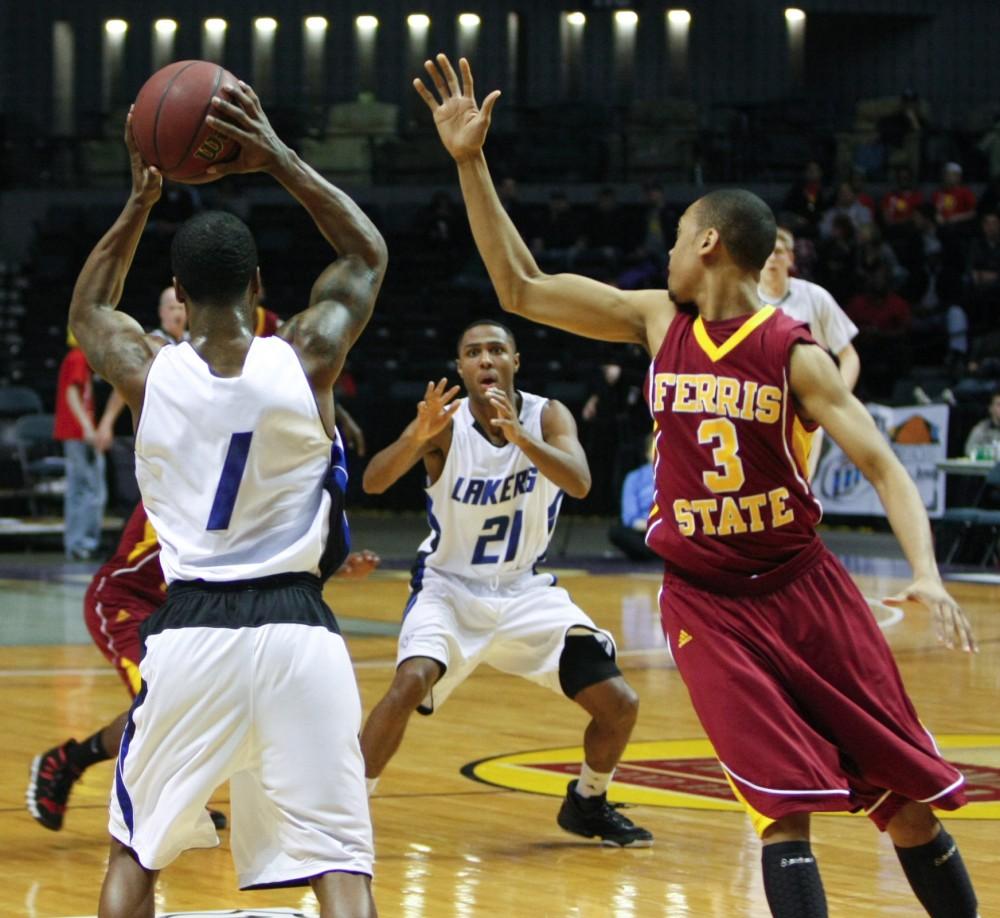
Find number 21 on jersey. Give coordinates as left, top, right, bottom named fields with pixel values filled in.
left=472, top=511, right=524, bottom=564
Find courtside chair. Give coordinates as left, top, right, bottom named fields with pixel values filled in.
left=939, top=460, right=1000, bottom=566
left=13, top=413, right=65, bottom=516
left=0, top=385, right=43, bottom=418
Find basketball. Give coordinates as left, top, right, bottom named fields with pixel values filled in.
left=131, top=60, right=241, bottom=181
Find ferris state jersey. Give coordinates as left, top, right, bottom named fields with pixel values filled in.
left=134, top=336, right=349, bottom=584
left=84, top=501, right=164, bottom=695
left=90, top=502, right=165, bottom=610
left=645, top=306, right=823, bottom=594
left=415, top=393, right=564, bottom=578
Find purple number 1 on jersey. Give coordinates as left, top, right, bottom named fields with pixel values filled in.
left=206, top=432, right=253, bottom=531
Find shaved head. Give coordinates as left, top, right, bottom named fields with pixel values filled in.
left=693, top=189, right=777, bottom=271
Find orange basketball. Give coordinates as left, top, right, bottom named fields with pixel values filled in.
left=131, top=60, right=240, bottom=181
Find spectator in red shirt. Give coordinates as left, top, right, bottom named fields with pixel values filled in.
left=53, top=333, right=115, bottom=559
left=932, top=162, right=977, bottom=227
left=880, top=165, right=924, bottom=231
left=847, top=261, right=913, bottom=399
left=847, top=261, right=912, bottom=333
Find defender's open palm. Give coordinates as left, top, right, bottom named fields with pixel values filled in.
left=885, top=577, right=978, bottom=653
left=414, top=55, right=501, bottom=163
left=415, top=378, right=461, bottom=442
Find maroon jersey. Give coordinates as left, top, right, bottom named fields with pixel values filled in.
left=646, top=306, right=822, bottom=593
left=91, top=502, right=166, bottom=612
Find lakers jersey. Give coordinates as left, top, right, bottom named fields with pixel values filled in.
left=135, top=336, right=349, bottom=583
left=415, top=393, right=563, bottom=578
left=646, top=307, right=823, bottom=594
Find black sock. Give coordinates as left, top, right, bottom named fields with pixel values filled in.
left=65, top=732, right=112, bottom=772
left=895, top=829, right=978, bottom=917
left=762, top=841, right=828, bottom=918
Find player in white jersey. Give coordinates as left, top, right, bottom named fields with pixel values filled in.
left=758, top=226, right=861, bottom=475
left=67, top=83, right=386, bottom=918
left=360, top=319, right=652, bottom=848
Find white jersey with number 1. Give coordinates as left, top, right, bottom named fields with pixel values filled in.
left=416, top=392, right=563, bottom=579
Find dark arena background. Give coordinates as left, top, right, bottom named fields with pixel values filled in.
left=1, top=2, right=999, bottom=916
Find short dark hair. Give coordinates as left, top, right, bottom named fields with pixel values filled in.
left=456, top=318, right=518, bottom=354
left=694, top=189, right=776, bottom=271
left=170, top=211, right=258, bottom=305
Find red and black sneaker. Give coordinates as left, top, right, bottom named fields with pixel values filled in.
left=27, top=741, right=82, bottom=831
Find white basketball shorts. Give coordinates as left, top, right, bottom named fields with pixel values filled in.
left=109, top=575, right=373, bottom=888
left=397, top=567, right=616, bottom=713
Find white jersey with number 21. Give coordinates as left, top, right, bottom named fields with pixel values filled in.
left=417, top=393, right=564, bottom=579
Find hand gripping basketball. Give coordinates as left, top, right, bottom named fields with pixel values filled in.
left=124, top=107, right=162, bottom=207
left=199, top=81, right=291, bottom=180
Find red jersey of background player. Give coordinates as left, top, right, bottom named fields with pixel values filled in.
left=254, top=305, right=281, bottom=337
left=645, top=306, right=823, bottom=593
left=90, top=501, right=164, bottom=613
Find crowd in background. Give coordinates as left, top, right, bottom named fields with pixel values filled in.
left=5, top=129, right=1000, bottom=538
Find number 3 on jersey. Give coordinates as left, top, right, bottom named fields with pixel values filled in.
left=207, top=432, right=253, bottom=531
left=698, top=418, right=745, bottom=492
left=472, top=510, right=524, bottom=564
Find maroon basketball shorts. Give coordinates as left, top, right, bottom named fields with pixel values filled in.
left=659, top=548, right=966, bottom=834
left=83, top=576, right=157, bottom=698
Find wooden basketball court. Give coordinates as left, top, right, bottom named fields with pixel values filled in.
left=2, top=559, right=998, bottom=916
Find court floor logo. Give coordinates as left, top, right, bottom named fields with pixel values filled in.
left=462, top=736, right=1000, bottom=820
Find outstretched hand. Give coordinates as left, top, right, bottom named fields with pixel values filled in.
left=413, top=54, right=501, bottom=163
left=414, top=378, right=462, bottom=442
left=335, top=549, right=381, bottom=580
left=201, top=80, right=290, bottom=178
left=124, top=107, right=162, bottom=207
left=884, top=576, right=978, bottom=652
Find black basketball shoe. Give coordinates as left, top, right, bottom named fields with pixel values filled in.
left=557, top=779, right=653, bottom=847
left=27, top=741, right=83, bottom=831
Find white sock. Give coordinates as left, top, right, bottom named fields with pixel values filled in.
left=575, top=763, right=613, bottom=798
left=366, top=776, right=379, bottom=797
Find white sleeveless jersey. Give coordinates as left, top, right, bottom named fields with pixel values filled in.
left=415, top=392, right=564, bottom=578
left=135, top=337, right=349, bottom=583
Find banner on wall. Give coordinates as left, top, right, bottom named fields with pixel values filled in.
left=813, top=403, right=949, bottom=519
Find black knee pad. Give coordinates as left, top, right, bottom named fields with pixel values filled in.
left=559, top=632, right=621, bottom=698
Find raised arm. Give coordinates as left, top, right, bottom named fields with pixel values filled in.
left=414, top=55, right=671, bottom=353
left=362, top=379, right=461, bottom=494
left=205, top=82, right=387, bottom=391
left=790, top=343, right=976, bottom=652
left=68, top=110, right=164, bottom=414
